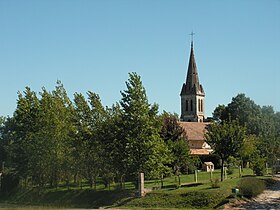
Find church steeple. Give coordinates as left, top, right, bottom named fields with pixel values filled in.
left=180, top=40, right=205, bottom=122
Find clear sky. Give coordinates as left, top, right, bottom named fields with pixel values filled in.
left=0, top=0, right=280, bottom=118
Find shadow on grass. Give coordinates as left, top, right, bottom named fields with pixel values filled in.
left=181, top=182, right=203, bottom=188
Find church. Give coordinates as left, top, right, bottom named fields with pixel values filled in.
left=179, top=40, right=212, bottom=156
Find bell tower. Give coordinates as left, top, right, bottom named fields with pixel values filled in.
left=180, top=40, right=205, bottom=122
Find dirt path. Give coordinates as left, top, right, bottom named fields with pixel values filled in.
left=224, top=176, right=280, bottom=210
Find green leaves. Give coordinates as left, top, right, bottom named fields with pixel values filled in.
left=212, top=93, right=280, bottom=166
left=118, top=72, right=170, bottom=179
left=205, top=121, right=246, bottom=181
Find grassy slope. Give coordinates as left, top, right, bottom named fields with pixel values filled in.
left=0, top=168, right=263, bottom=209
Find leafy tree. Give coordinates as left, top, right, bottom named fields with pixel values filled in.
left=73, top=91, right=106, bottom=189
left=169, top=138, right=190, bottom=186
left=0, top=117, right=6, bottom=163
left=239, top=135, right=258, bottom=168
left=119, top=72, right=170, bottom=183
left=72, top=93, right=92, bottom=187
left=160, top=112, right=186, bottom=142
left=159, top=112, right=190, bottom=186
left=214, top=93, right=262, bottom=134
left=98, top=103, right=124, bottom=188
left=9, top=87, right=40, bottom=183
left=212, top=104, right=226, bottom=121
left=205, top=121, right=246, bottom=181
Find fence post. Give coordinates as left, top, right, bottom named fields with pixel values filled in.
left=138, top=172, right=144, bottom=197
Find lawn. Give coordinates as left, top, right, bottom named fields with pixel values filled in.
left=115, top=168, right=255, bottom=209
left=0, top=167, right=270, bottom=209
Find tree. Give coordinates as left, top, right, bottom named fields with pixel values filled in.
left=239, top=134, right=258, bottom=168
left=205, top=121, right=246, bottom=181
left=160, top=112, right=186, bottom=142
left=213, top=94, right=262, bottom=135
left=159, top=112, right=190, bottom=186
left=98, top=103, right=124, bottom=189
left=0, top=117, right=6, bottom=163
left=9, top=87, right=40, bottom=183
left=119, top=72, right=170, bottom=183
left=213, top=94, right=280, bottom=169
left=169, top=138, right=190, bottom=186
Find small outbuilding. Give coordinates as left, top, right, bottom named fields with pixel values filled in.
left=202, top=162, right=214, bottom=172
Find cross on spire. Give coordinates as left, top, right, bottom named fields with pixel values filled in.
left=189, top=31, right=195, bottom=48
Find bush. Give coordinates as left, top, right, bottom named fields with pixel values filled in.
left=211, top=178, right=220, bottom=188
left=251, top=156, right=266, bottom=176
left=227, top=167, right=234, bottom=175
left=238, top=177, right=265, bottom=198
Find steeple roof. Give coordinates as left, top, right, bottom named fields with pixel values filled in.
left=181, top=42, right=205, bottom=96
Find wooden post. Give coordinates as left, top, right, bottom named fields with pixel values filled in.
left=210, top=169, right=213, bottom=181
left=138, top=173, right=144, bottom=197
left=224, top=167, right=227, bottom=180
left=194, top=170, right=198, bottom=183
left=239, top=165, right=242, bottom=178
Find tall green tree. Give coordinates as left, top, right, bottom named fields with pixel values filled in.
left=98, top=103, right=122, bottom=188
left=10, top=87, right=40, bottom=182
left=205, top=121, right=246, bottom=181
left=73, top=91, right=106, bottom=189
left=0, top=117, right=7, bottom=166
left=119, top=72, right=170, bottom=182
left=213, top=93, right=262, bottom=134
left=72, top=92, right=92, bottom=187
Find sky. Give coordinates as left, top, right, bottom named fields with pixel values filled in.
left=0, top=0, right=280, bottom=118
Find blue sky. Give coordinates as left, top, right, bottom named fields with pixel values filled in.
left=0, top=0, right=280, bottom=117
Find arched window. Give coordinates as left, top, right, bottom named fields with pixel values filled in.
left=198, top=99, right=201, bottom=112
left=190, top=99, right=193, bottom=111
left=186, top=100, right=188, bottom=111
left=201, top=99, right=203, bottom=112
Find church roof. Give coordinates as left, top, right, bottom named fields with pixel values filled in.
left=180, top=43, right=205, bottom=96
left=191, top=149, right=211, bottom=155
left=179, top=122, right=209, bottom=141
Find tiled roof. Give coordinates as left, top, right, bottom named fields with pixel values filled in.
left=190, top=148, right=211, bottom=155
left=203, top=162, right=214, bottom=165
left=179, top=122, right=209, bottom=141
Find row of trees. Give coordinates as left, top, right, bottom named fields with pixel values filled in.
left=0, top=73, right=190, bottom=191
left=206, top=93, right=280, bottom=180
left=1, top=73, right=279, bottom=189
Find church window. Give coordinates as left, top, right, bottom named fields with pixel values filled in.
left=190, top=100, right=193, bottom=111
left=198, top=99, right=201, bottom=112
left=201, top=100, right=203, bottom=112
left=186, top=100, right=189, bottom=111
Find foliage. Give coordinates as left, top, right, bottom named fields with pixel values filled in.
left=159, top=112, right=186, bottom=142
left=159, top=112, right=191, bottom=185
left=0, top=169, right=20, bottom=194
left=251, top=155, right=266, bottom=176
left=238, top=177, right=265, bottom=198
left=205, top=121, right=246, bottom=181
left=213, top=94, right=280, bottom=166
left=118, top=72, right=171, bottom=180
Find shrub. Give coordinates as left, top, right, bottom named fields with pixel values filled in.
left=211, top=178, right=220, bottom=188
left=227, top=167, right=234, bottom=175
left=251, top=156, right=266, bottom=176
left=238, top=177, right=265, bottom=198
left=181, top=191, right=210, bottom=207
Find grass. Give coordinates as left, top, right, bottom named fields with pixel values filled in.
left=0, top=167, right=271, bottom=209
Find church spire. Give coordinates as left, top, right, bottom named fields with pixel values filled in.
left=180, top=37, right=205, bottom=122
left=182, top=41, right=204, bottom=96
